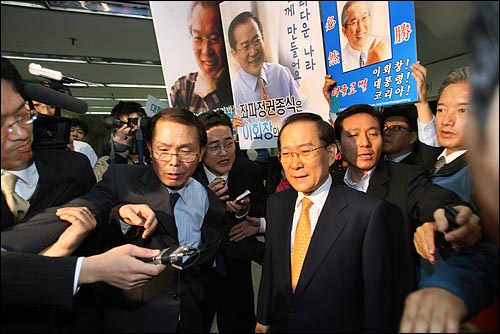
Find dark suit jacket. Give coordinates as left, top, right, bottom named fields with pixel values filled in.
left=2, top=164, right=231, bottom=333
left=196, top=156, right=267, bottom=263
left=1, top=252, right=77, bottom=306
left=196, top=156, right=268, bottom=332
left=1, top=149, right=95, bottom=332
left=257, top=184, right=405, bottom=333
left=333, top=160, right=468, bottom=233
left=1, top=149, right=95, bottom=232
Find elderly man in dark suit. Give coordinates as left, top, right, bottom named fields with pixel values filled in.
left=2, top=108, right=234, bottom=333
left=256, top=112, right=407, bottom=332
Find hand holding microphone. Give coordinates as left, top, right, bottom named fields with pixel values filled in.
left=139, top=245, right=199, bottom=269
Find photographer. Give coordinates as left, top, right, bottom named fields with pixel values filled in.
left=108, top=101, right=150, bottom=165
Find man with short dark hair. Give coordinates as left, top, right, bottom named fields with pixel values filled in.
left=196, top=110, right=267, bottom=332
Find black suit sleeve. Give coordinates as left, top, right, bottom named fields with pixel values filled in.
left=1, top=251, right=77, bottom=306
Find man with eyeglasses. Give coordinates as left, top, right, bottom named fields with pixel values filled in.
left=195, top=111, right=267, bottom=332
left=1, top=57, right=96, bottom=231
left=340, top=1, right=391, bottom=72
left=381, top=104, right=426, bottom=165
left=228, top=10, right=300, bottom=108
left=256, top=112, right=408, bottom=332
left=3, top=107, right=234, bottom=332
left=170, top=1, right=234, bottom=114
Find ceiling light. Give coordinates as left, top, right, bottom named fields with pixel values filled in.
left=106, top=84, right=167, bottom=89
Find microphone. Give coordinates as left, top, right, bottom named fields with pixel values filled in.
left=28, top=63, right=103, bottom=86
left=140, top=245, right=199, bottom=267
left=23, top=82, right=89, bottom=114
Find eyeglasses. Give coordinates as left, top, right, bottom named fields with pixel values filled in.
left=191, top=34, right=222, bottom=47
left=278, top=144, right=330, bottom=162
left=345, top=14, right=370, bottom=27
left=383, top=125, right=411, bottom=132
left=1, top=109, right=38, bottom=138
left=151, top=149, right=198, bottom=163
left=235, top=36, right=263, bottom=53
left=207, top=139, right=235, bottom=154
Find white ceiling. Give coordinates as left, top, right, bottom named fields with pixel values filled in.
left=1, top=1, right=473, bottom=119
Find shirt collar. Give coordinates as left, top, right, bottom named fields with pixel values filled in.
left=1, top=162, right=37, bottom=186
left=203, top=164, right=228, bottom=184
left=439, top=149, right=467, bottom=164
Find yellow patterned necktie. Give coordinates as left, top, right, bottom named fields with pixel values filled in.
left=291, top=197, right=313, bottom=292
left=1, top=173, right=30, bottom=221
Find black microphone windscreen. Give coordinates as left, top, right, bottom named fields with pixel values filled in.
left=23, top=83, right=88, bottom=114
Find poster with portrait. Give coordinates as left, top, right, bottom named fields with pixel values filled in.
left=150, top=2, right=235, bottom=117
left=220, top=1, right=329, bottom=150
left=321, top=1, right=418, bottom=113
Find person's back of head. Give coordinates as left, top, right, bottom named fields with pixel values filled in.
left=334, top=104, right=383, bottom=142
left=467, top=1, right=499, bottom=128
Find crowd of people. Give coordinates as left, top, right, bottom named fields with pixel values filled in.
left=1, top=1, right=498, bottom=333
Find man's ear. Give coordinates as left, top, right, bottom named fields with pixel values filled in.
left=199, top=146, right=206, bottom=162
left=335, top=139, right=342, bottom=153
left=409, top=131, right=418, bottom=145
left=327, top=143, right=337, bottom=166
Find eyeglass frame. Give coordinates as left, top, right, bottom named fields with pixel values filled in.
left=344, top=13, right=370, bottom=27
left=278, top=144, right=331, bottom=162
left=383, top=124, right=412, bottom=133
left=190, top=34, right=223, bottom=47
left=207, top=139, right=235, bottom=154
left=1, top=109, right=38, bottom=138
left=151, top=148, right=199, bottom=163
left=235, top=36, right=263, bottom=53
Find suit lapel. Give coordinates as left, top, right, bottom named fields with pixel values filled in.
left=29, top=156, right=69, bottom=214
left=367, top=160, right=390, bottom=199
left=139, top=168, right=179, bottom=245
left=293, top=185, right=348, bottom=297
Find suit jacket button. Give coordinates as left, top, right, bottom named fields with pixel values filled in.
left=173, top=294, right=180, bottom=301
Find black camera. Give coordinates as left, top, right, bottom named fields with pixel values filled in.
left=32, top=114, right=71, bottom=150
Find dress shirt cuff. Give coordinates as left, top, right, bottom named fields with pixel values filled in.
left=417, top=116, right=440, bottom=147
left=120, top=219, right=132, bottom=235
left=74, top=256, right=84, bottom=295
left=259, top=217, right=266, bottom=233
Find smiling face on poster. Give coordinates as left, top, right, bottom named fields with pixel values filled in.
left=339, top=1, right=392, bottom=73
left=321, top=1, right=418, bottom=113
left=150, top=1, right=234, bottom=116
left=220, top=1, right=329, bottom=150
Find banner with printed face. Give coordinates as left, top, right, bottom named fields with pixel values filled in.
left=321, top=1, right=418, bottom=113
left=150, top=2, right=235, bottom=118
left=220, top=1, right=329, bottom=150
